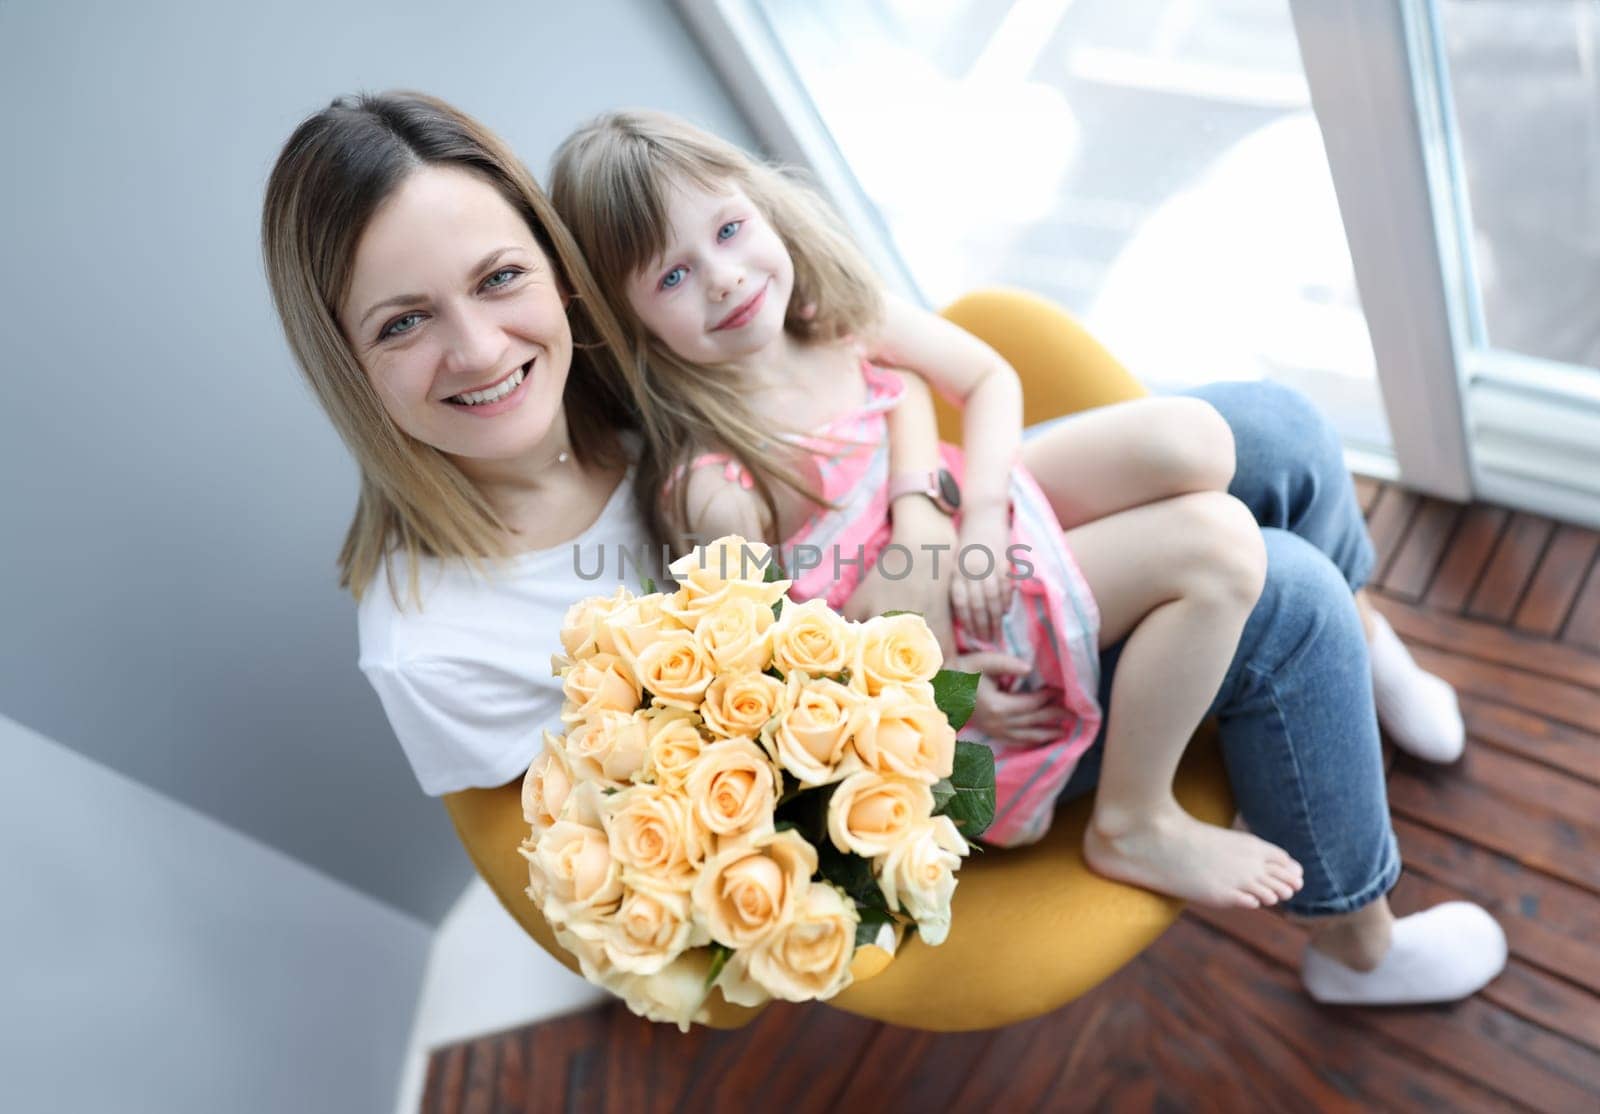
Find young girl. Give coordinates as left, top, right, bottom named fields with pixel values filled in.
left=551, top=110, right=1304, bottom=910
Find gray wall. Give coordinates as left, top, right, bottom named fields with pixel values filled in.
left=0, top=0, right=753, bottom=923
left=0, top=714, right=433, bottom=1114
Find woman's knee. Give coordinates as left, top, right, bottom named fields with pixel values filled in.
left=1252, top=529, right=1366, bottom=657
left=1183, top=380, right=1346, bottom=515
left=1192, top=380, right=1339, bottom=466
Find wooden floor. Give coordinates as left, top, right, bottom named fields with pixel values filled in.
left=422, top=480, right=1600, bottom=1113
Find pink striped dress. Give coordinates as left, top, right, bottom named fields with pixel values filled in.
left=680, top=359, right=1102, bottom=846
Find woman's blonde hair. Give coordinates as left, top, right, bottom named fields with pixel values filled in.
left=549, top=109, right=884, bottom=549
left=262, top=91, right=645, bottom=609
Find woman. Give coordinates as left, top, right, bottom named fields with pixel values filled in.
left=261, top=90, right=1504, bottom=1005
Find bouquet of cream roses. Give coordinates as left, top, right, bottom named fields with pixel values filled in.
left=519, top=536, right=996, bottom=1030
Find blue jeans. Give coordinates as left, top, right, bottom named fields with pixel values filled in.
left=1056, top=380, right=1401, bottom=917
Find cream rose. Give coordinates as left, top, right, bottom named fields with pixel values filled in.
left=701, top=671, right=787, bottom=740
left=531, top=782, right=624, bottom=926
left=720, top=882, right=859, bottom=1005
left=634, top=630, right=716, bottom=712
left=853, top=613, right=943, bottom=696
left=518, top=834, right=550, bottom=910
left=603, top=783, right=711, bottom=891
left=694, top=596, right=775, bottom=674
left=550, top=920, right=613, bottom=985
left=564, top=709, right=651, bottom=785
left=877, top=815, right=969, bottom=946
left=578, top=882, right=708, bottom=977
left=521, top=731, right=574, bottom=833
left=768, top=673, right=863, bottom=786
left=665, top=535, right=790, bottom=627
left=684, top=737, right=781, bottom=840
left=602, top=591, right=685, bottom=673
left=770, top=598, right=857, bottom=678
left=643, top=707, right=709, bottom=790
left=560, top=652, right=642, bottom=725
left=826, top=770, right=934, bottom=857
left=558, top=586, right=631, bottom=662
left=599, top=946, right=719, bottom=1033
left=692, top=829, right=816, bottom=949
left=853, top=684, right=956, bottom=784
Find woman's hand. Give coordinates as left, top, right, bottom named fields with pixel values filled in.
left=841, top=497, right=958, bottom=658
left=955, top=652, right=1064, bottom=747
left=951, top=504, right=1013, bottom=644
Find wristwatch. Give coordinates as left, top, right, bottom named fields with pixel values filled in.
left=887, top=468, right=961, bottom=516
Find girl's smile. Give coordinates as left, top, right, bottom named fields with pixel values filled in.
left=712, top=280, right=769, bottom=331
left=626, top=182, right=795, bottom=368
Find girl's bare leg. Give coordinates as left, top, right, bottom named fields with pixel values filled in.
left=1020, top=396, right=1236, bottom=529
left=1064, top=493, right=1305, bottom=909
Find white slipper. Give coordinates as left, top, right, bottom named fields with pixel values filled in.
left=1302, top=901, right=1507, bottom=1005
left=1369, top=612, right=1466, bottom=764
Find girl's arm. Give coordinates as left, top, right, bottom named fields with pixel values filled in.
left=840, top=370, right=957, bottom=655
left=672, top=464, right=773, bottom=557
left=863, top=293, right=1024, bottom=641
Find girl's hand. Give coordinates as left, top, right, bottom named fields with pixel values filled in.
left=952, top=505, right=1013, bottom=644
left=842, top=498, right=958, bottom=658
left=954, top=652, right=1065, bottom=747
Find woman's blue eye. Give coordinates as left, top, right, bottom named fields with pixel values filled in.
left=660, top=266, right=687, bottom=290
left=483, top=267, right=521, bottom=289
left=380, top=312, right=423, bottom=340
left=717, top=221, right=742, bottom=241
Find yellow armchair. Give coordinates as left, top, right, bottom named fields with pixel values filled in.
left=443, top=289, right=1235, bottom=1032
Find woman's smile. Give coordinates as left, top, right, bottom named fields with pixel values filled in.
left=444, top=357, right=536, bottom=415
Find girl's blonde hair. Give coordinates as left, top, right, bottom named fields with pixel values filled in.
left=262, top=91, right=646, bottom=609
left=549, top=109, right=884, bottom=549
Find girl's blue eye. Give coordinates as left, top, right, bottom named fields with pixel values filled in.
left=717, top=221, right=742, bottom=241
left=483, top=267, right=521, bottom=289
left=660, top=265, right=687, bottom=290
left=380, top=312, right=423, bottom=340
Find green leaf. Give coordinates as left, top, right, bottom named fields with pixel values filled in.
left=929, top=777, right=955, bottom=813
left=704, top=943, right=734, bottom=990
left=854, top=904, right=896, bottom=949
left=931, top=669, right=981, bottom=731
left=774, top=770, right=803, bottom=808
left=938, top=740, right=996, bottom=838
left=879, top=609, right=922, bottom=618
left=816, top=838, right=890, bottom=913
left=775, top=781, right=832, bottom=848
left=772, top=597, right=784, bottom=621
left=774, top=819, right=797, bottom=833
left=640, top=575, right=657, bottom=594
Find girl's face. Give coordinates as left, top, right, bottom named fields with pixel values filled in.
left=625, top=181, right=794, bottom=367
left=339, top=166, right=572, bottom=464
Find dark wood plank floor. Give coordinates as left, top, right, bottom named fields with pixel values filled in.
left=422, top=480, right=1600, bottom=1114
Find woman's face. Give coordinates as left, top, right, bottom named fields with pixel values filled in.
left=339, top=165, right=572, bottom=463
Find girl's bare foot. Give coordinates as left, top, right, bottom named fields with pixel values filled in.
left=1084, top=803, right=1305, bottom=908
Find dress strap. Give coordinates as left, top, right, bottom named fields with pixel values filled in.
left=671, top=451, right=755, bottom=492
left=858, top=357, right=907, bottom=413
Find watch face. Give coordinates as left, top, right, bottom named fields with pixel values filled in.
left=936, top=468, right=962, bottom=510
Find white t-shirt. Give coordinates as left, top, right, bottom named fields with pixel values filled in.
left=357, top=463, right=654, bottom=795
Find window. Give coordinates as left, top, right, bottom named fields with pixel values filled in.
left=680, top=0, right=1600, bottom=527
